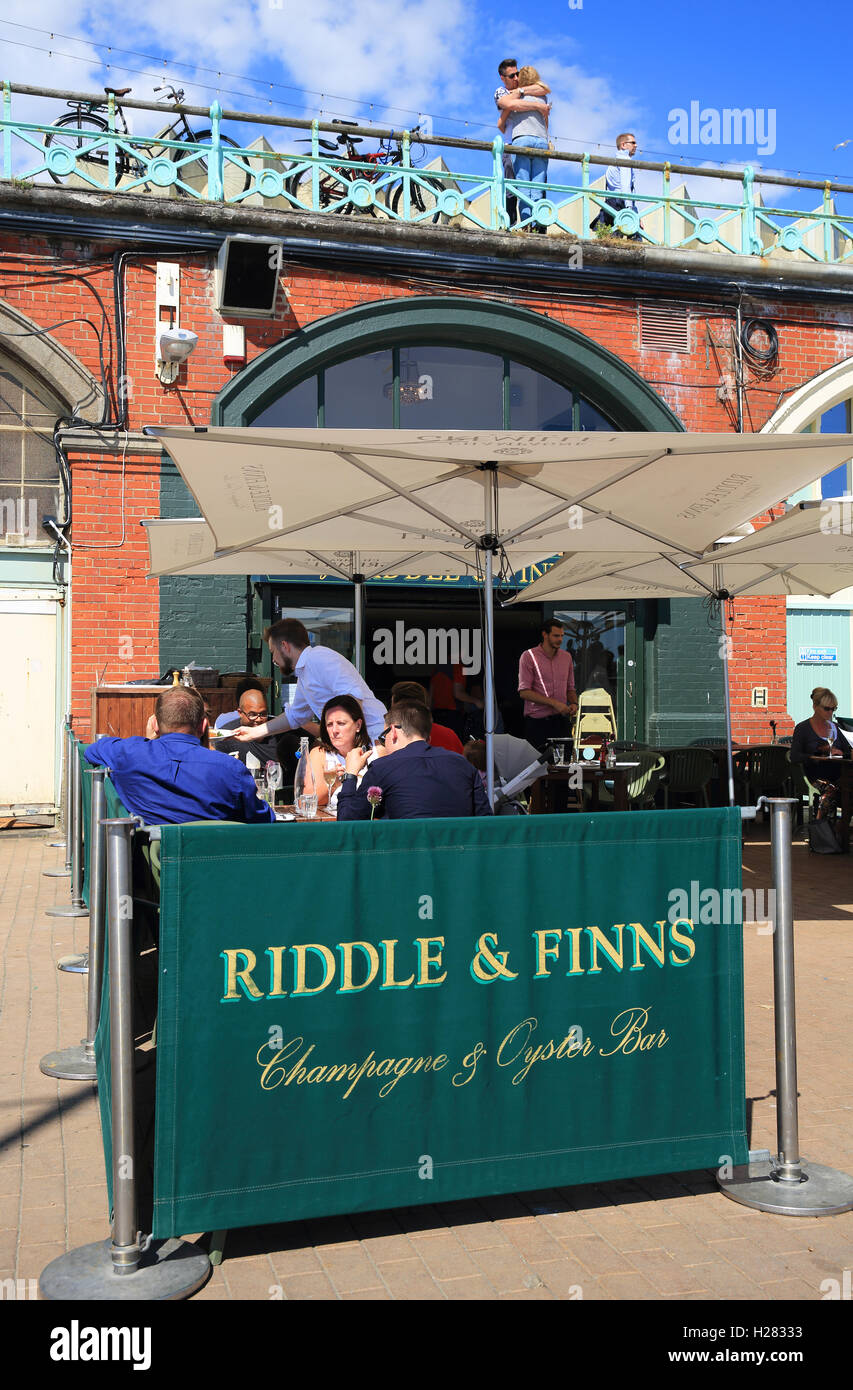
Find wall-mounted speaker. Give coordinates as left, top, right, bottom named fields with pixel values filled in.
left=215, top=236, right=283, bottom=318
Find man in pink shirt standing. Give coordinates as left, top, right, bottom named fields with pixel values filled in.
left=518, top=620, right=579, bottom=751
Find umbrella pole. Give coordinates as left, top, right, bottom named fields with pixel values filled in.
left=353, top=555, right=364, bottom=676
left=481, top=466, right=497, bottom=807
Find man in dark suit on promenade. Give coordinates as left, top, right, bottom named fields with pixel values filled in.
left=336, top=701, right=493, bottom=820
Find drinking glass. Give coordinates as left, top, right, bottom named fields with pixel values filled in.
left=252, top=769, right=267, bottom=799
left=297, top=792, right=318, bottom=819
left=551, top=741, right=564, bottom=768
left=322, top=756, right=338, bottom=811
left=266, top=761, right=283, bottom=807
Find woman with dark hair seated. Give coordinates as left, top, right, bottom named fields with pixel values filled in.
left=307, top=694, right=376, bottom=813
left=790, top=686, right=851, bottom=821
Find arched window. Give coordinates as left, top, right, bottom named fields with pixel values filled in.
left=252, top=344, right=616, bottom=431
left=0, top=355, right=63, bottom=544
left=214, top=296, right=683, bottom=433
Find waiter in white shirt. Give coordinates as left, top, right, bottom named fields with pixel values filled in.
left=230, top=617, right=387, bottom=744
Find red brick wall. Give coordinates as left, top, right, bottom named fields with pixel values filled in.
left=3, top=233, right=852, bottom=738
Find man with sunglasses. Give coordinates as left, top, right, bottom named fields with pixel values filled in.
left=494, top=58, right=549, bottom=230
left=336, top=700, right=492, bottom=820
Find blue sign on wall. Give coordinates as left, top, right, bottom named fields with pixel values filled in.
left=798, top=646, right=838, bottom=664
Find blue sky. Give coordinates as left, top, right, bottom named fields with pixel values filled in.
left=1, top=0, right=849, bottom=201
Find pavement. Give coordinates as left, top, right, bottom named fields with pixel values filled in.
left=1, top=822, right=851, bottom=1303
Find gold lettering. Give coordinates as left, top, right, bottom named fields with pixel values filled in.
left=264, top=945, right=288, bottom=998
left=625, top=922, right=666, bottom=971
left=585, top=924, right=625, bottom=974
left=291, top=943, right=336, bottom=995
left=337, top=941, right=380, bottom=993
left=598, top=1006, right=668, bottom=1057
left=221, top=948, right=264, bottom=1001
left=533, top=929, right=562, bottom=977
left=563, top=928, right=585, bottom=975
left=380, top=939, right=415, bottom=990
left=668, top=919, right=696, bottom=966
left=415, top=936, right=447, bottom=987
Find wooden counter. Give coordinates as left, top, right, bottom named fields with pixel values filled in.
left=91, top=686, right=239, bottom=739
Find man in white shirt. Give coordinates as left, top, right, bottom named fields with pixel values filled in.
left=592, top=132, right=641, bottom=239
left=494, top=57, right=550, bottom=230
left=229, top=617, right=387, bottom=745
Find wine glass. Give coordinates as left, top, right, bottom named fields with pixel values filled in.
left=323, top=754, right=341, bottom=810
left=265, top=761, right=283, bottom=807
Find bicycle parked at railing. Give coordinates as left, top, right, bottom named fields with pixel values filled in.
left=43, top=85, right=250, bottom=198
left=285, top=119, right=443, bottom=221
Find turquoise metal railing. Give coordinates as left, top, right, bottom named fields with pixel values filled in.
left=2, top=81, right=853, bottom=264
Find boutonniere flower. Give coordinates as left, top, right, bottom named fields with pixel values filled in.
left=366, top=786, right=383, bottom=820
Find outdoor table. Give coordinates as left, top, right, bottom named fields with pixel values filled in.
left=528, top=762, right=637, bottom=814
left=808, top=756, right=853, bottom=853
left=279, top=804, right=337, bottom=822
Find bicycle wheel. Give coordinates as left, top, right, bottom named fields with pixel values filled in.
left=43, top=111, right=129, bottom=187
left=390, top=173, right=443, bottom=224
left=172, top=131, right=251, bottom=199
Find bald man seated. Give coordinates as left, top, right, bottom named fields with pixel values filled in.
left=84, top=686, right=276, bottom=825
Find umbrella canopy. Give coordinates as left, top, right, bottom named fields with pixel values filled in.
left=144, top=428, right=853, bottom=805
left=505, top=501, right=853, bottom=806
left=505, top=500, right=853, bottom=605
left=141, top=516, right=545, bottom=582
left=143, top=427, right=853, bottom=561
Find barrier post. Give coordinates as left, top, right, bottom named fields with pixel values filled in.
left=719, top=797, right=853, bottom=1214
left=40, top=819, right=210, bottom=1299
left=44, top=725, right=73, bottom=873
left=40, top=770, right=107, bottom=1081
left=45, top=742, right=88, bottom=917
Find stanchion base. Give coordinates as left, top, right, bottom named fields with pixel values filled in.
left=57, top=953, right=88, bottom=973
left=719, top=1155, right=853, bottom=1216
left=40, top=1237, right=210, bottom=1300
left=43, top=868, right=71, bottom=878
left=45, top=904, right=88, bottom=918
left=39, top=1043, right=96, bottom=1081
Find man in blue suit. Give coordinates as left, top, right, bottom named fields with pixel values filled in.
left=336, top=700, right=493, bottom=821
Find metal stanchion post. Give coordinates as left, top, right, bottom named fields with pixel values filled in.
left=41, top=771, right=107, bottom=1082
left=45, top=743, right=88, bottom=917
left=40, top=819, right=210, bottom=1299
left=44, top=726, right=73, bottom=874
left=719, top=797, right=853, bottom=1215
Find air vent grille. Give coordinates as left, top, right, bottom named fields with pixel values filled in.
left=640, top=305, right=690, bottom=352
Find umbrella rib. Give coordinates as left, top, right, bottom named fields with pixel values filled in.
left=304, top=551, right=355, bottom=580
left=336, top=452, right=483, bottom=545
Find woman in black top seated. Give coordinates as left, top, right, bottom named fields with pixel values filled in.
left=789, top=686, right=851, bottom=820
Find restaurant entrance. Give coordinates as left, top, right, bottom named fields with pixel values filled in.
left=264, top=582, right=639, bottom=741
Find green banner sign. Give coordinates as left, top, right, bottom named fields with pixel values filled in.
left=147, top=810, right=747, bottom=1237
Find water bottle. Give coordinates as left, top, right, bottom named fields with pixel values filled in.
left=605, top=743, right=616, bottom=770
left=293, top=737, right=317, bottom=818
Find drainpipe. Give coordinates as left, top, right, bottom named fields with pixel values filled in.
left=44, top=517, right=72, bottom=797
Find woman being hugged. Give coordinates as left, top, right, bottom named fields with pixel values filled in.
left=498, top=64, right=552, bottom=229
left=308, top=695, right=375, bottom=812
left=790, top=686, right=851, bottom=821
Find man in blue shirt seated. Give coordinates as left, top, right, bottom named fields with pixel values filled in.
left=336, top=700, right=493, bottom=821
left=83, top=687, right=276, bottom=826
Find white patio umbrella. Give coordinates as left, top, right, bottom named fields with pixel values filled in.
left=144, top=427, right=853, bottom=803
left=505, top=499, right=853, bottom=804
left=142, top=514, right=556, bottom=683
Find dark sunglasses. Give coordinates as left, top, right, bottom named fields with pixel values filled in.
left=819, top=703, right=838, bottom=713
left=376, top=724, right=402, bottom=747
